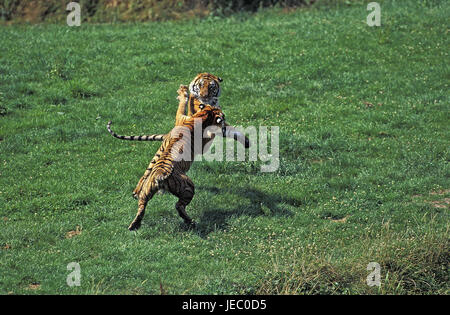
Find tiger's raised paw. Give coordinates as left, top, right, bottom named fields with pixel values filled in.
left=177, top=84, right=189, bottom=101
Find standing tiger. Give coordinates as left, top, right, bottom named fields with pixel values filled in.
left=127, top=104, right=228, bottom=230
left=107, top=73, right=250, bottom=199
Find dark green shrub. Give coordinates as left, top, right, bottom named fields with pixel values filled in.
left=0, top=0, right=317, bottom=23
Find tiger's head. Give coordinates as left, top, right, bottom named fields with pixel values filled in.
left=189, top=73, right=222, bottom=107
left=193, top=104, right=226, bottom=137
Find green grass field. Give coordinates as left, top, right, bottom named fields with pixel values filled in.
left=0, top=0, right=449, bottom=294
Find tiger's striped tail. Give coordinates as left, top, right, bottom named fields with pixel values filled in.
left=107, top=121, right=165, bottom=141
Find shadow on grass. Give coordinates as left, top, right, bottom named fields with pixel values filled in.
left=183, top=186, right=296, bottom=238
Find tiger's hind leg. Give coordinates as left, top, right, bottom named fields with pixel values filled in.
left=132, top=176, right=145, bottom=199
left=133, top=163, right=155, bottom=199
left=168, top=174, right=195, bottom=225
left=129, top=179, right=157, bottom=230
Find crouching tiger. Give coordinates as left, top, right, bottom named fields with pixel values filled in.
left=120, top=104, right=228, bottom=230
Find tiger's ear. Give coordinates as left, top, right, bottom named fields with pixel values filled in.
left=218, top=77, right=223, bottom=82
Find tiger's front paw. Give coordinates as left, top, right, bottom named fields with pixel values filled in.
left=177, top=84, right=189, bottom=102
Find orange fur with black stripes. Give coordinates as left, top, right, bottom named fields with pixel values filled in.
left=107, top=73, right=249, bottom=147
left=107, top=73, right=250, bottom=201
left=127, top=104, right=227, bottom=230
left=106, top=73, right=223, bottom=143
left=180, top=74, right=249, bottom=149
left=107, top=121, right=165, bottom=142
left=176, top=81, right=250, bottom=146
left=186, top=72, right=222, bottom=116
left=131, top=78, right=250, bottom=199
